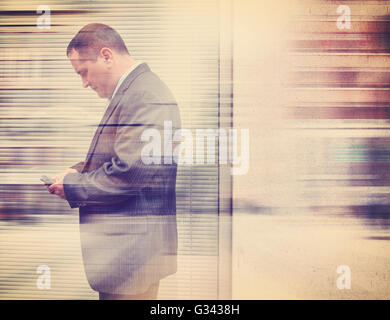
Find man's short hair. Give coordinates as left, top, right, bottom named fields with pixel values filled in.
left=67, top=23, right=129, bottom=59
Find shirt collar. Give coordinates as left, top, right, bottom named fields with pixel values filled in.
left=109, top=60, right=142, bottom=101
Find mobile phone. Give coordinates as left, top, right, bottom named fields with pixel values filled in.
left=40, top=175, right=55, bottom=186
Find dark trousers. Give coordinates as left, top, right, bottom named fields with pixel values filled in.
left=99, top=281, right=160, bottom=300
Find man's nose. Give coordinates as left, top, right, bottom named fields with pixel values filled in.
left=82, top=78, right=90, bottom=88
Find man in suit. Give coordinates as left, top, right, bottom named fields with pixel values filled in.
left=47, top=23, right=180, bottom=300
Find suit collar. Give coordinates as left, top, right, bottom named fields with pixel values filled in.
left=83, top=62, right=150, bottom=165
left=114, top=62, right=150, bottom=96
left=102, top=62, right=150, bottom=128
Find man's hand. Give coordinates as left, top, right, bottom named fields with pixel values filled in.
left=48, top=179, right=66, bottom=199
left=47, top=168, right=78, bottom=200
left=53, top=168, right=78, bottom=184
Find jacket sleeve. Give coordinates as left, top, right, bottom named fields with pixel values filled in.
left=70, top=161, right=85, bottom=173
left=63, top=90, right=176, bottom=209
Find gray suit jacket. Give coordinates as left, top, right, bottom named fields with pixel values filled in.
left=63, top=63, right=180, bottom=295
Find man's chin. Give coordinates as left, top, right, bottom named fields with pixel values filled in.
left=95, top=90, right=106, bottom=98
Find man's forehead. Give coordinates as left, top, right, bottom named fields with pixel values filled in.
left=68, top=49, right=95, bottom=64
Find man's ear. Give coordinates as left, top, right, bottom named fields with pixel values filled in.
left=99, top=47, right=113, bottom=64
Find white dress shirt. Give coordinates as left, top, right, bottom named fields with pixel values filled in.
left=106, top=60, right=143, bottom=109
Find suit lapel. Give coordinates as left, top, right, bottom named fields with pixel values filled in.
left=84, top=63, right=151, bottom=165
left=84, top=93, right=122, bottom=164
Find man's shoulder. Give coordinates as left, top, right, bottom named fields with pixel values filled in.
left=123, top=66, right=175, bottom=101
left=130, top=66, right=166, bottom=90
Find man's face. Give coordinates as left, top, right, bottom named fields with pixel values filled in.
left=68, top=48, right=112, bottom=98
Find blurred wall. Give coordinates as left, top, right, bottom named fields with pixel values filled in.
left=232, top=0, right=390, bottom=299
